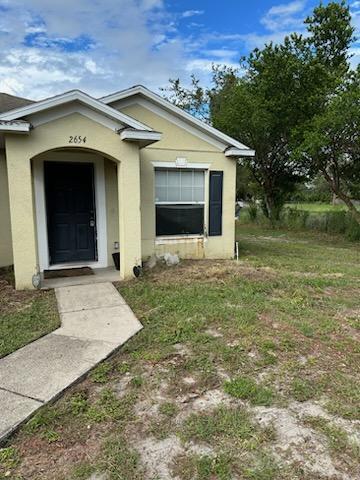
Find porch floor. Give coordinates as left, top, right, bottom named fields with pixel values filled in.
left=41, top=267, right=120, bottom=289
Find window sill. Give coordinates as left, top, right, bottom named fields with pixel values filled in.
left=155, top=234, right=205, bottom=244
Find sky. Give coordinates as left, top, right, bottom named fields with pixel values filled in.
left=0, top=0, right=359, bottom=100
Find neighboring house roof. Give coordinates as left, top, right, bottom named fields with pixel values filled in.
left=0, top=92, right=34, bottom=114
left=0, top=94, right=34, bottom=146
left=100, top=85, right=255, bottom=157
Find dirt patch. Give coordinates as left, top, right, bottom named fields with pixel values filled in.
left=0, top=278, right=38, bottom=315
left=290, top=401, right=360, bottom=442
left=0, top=268, right=57, bottom=316
left=253, top=403, right=359, bottom=479
left=139, top=259, right=278, bottom=285
left=14, top=423, right=108, bottom=480
left=135, top=435, right=213, bottom=480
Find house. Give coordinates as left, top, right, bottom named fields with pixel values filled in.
left=0, top=86, right=254, bottom=289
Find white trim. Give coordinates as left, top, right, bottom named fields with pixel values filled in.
left=155, top=235, right=205, bottom=244
left=33, top=152, right=108, bottom=272
left=120, top=129, right=161, bottom=142
left=100, top=85, right=253, bottom=152
left=46, top=261, right=102, bottom=271
left=155, top=201, right=205, bottom=205
left=0, top=89, right=151, bottom=131
left=120, top=128, right=162, bottom=147
left=0, top=122, right=31, bottom=133
left=152, top=161, right=211, bottom=169
left=225, top=147, right=255, bottom=157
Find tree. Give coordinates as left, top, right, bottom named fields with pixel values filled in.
left=304, top=0, right=354, bottom=75
left=295, top=69, right=360, bottom=224
left=161, top=75, right=211, bottom=124
left=162, top=1, right=357, bottom=223
left=210, top=36, right=325, bottom=222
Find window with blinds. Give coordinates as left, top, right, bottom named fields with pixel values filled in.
left=155, top=169, right=205, bottom=236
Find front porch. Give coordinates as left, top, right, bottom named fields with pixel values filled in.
left=41, top=266, right=120, bottom=289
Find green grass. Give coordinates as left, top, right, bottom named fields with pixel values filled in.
left=0, top=447, right=19, bottom=471
left=99, top=436, right=143, bottom=480
left=0, top=269, right=60, bottom=358
left=89, top=361, right=113, bottom=383
left=285, top=202, right=350, bottom=213
left=5, top=225, right=360, bottom=479
left=224, top=377, right=274, bottom=406
left=159, top=402, right=179, bottom=417
left=180, top=406, right=272, bottom=446
left=172, top=453, right=234, bottom=480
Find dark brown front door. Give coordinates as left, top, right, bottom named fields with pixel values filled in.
left=45, top=162, right=97, bottom=265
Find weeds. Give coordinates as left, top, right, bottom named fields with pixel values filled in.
left=224, top=377, right=274, bottom=406
left=90, top=362, right=112, bottom=383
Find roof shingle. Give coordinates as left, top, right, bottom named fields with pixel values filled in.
left=0, top=92, right=34, bottom=114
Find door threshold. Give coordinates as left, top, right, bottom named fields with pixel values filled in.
left=47, top=262, right=101, bottom=271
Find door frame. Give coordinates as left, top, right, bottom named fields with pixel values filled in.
left=33, top=152, right=108, bottom=272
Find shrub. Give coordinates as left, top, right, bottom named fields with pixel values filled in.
left=285, top=208, right=309, bottom=230
left=346, top=218, right=360, bottom=241
left=248, top=202, right=258, bottom=221
left=326, top=211, right=347, bottom=234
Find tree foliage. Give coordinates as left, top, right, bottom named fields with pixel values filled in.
left=162, top=1, right=359, bottom=224
left=295, top=69, right=360, bottom=222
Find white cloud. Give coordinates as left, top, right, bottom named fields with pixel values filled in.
left=261, top=0, right=306, bottom=32
left=268, top=0, right=305, bottom=17
left=205, top=49, right=238, bottom=60
left=182, top=10, right=204, bottom=18
left=0, top=0, right=200, bottom=99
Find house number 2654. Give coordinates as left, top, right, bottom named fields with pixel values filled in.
left=69, top=135, right=87, bottom=144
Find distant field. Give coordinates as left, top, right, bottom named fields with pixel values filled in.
left=285, top=202, right=349, bottom=212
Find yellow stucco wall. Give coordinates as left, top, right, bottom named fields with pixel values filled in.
left=0, top=152, right=13, bottom=267
left=105, top=158, right=120, bottom=265
left=118, top=102, right=221, bottom=153
left=118, top=103, right=237, bottom=261
left=5, top=112, right=141, bottom=289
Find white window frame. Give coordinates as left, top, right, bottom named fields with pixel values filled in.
left=154, top=167, right=209, bottom=239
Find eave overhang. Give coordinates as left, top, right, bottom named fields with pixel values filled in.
left=0, top=120, right=31, bottom=134
left=119, top=128, right=162, bottom=147
left=225, top=147, right=256, bottom=158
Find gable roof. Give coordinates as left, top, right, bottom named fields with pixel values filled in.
left=100, top=85, right=255, bottom=157
left=0, top=92, right=34, bottom=114
left=0, top=87, right=254, bottom=156
left=0, top=89, right=153, bottom=132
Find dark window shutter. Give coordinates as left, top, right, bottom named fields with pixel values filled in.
left=209, top=171, right=223, bottom=236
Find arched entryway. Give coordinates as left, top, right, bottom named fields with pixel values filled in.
left=5, top=111, right=143, bottom=289
left=32, top=148, right=119, bottom=277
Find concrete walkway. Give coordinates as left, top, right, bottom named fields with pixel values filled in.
left=0, top=282, right=142, bottom=443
